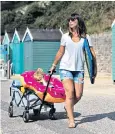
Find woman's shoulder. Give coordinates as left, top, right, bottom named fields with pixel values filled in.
left=86, top=34, right=91, bottom=39
left=62, top=32, right=69, bottom=36
left=61, top=32, right=69, bottom=39
left=85, top=34, right=93, bottom=46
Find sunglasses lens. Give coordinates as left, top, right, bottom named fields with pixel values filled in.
left=68, top=17, right=76, bottom=21
left=71, top=18, right=75, bottom=21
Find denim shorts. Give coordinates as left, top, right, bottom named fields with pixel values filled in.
left=59, top=69, right=84, bottom=84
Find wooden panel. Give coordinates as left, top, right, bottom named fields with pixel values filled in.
left=32, top=41, right=60, bottom=74
left=23, top=42, right=33, bottom=71
left=9, top=43, right=13, bottom=62
left=12, top=34, right=24, bottom=74
left=2, top=34, right=10, bottom=63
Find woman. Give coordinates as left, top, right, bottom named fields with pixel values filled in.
left=50, top=13, right=97, bottom=128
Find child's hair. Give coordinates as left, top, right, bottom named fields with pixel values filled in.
left=33, top=68, right=44, bottom=81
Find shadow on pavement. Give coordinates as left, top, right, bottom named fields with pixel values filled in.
left=75, top=111, right=115, bottom=124
left=1, top=100, right=81, bottom=123
left=18, top=111, right=81, bottom=123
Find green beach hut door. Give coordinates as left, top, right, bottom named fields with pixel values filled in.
left=2, top=32, right=10, bottom=63
left=32, top=41, right=60, bottom=73
left=23, top=31, right=33, bottom=71
left=24, top=42, right=33, bottom=71
left=12, top=29, right=25, bottom=74
left=112, top=20, right=115, bottom=83
left=12, top=34, right=23, bottom=74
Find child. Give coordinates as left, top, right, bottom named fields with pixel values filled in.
left=33, top=68, right=47, bottom=86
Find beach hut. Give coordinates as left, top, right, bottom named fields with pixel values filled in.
left=112, top=20, right=115, bottom=83
left=22, top=28, right=62, bottom=74
left=2, top=31, right=13, bottom=63
left=12, top=29, right=25, bottom=74
left=0, top=35, right=4, bottom=60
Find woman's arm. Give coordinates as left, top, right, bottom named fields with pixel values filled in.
left=90, top=47, right=97, bottom=77
left=86, top=34, right=97, bottom=77
left=90, top=47, right=96, bottom=58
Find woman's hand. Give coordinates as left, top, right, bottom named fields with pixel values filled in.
left=49, top=64, right=56, bottom=74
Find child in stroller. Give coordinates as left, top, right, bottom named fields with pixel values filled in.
left=8, top=68, right=65, bottom=122
left=33, top=68, right=53, bottom=87
left=33, top=68, right=46, bottom=85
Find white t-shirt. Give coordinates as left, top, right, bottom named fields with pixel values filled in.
left=59, top=33, right=92, bottom=71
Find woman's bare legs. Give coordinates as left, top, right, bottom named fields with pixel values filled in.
left=62, top=79, right=75, bottom=128
left=74, top=78, right=84, bottom=106
left=67, top=83, right=83, bottom=115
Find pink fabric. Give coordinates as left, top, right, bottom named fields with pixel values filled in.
left=21, top=71, right=66, bottom=99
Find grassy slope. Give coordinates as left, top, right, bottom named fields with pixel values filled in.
left=2, top=1, right=115, bottom=34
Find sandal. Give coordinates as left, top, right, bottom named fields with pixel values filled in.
left=68, top=122, right=76, bottom=128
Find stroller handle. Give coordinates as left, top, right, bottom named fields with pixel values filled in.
left=48, top=70, right=56, bottom=75
left=39, top=69, right=56, bottom=111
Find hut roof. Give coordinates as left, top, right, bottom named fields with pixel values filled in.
left=24, top=28, right=62, bottom=41
left=12, top=29, right=25, bottom=42
left=18, top=30, right=25, bottom=41
left=7, top=32, right=14, bottom=42
left=2, top=32, right=13, bottom=44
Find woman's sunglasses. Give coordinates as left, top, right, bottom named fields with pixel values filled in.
left=68, top=17, right=76, bottom=22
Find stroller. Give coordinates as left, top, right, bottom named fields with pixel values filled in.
left=8, top=70, right=65, bottom=122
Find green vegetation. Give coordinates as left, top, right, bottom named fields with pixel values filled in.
left=1, top=1, right=115, bottom=35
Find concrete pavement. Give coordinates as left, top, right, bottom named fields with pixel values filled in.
left=0, top=76, right=115, bottom=134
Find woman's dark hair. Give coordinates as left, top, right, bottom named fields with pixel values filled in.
left=68, top=13, right=87, bottom=38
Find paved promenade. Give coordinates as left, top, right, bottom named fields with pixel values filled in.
left=0, top=76, right=115, bottom=134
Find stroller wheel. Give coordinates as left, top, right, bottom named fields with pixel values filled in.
left=49, top=108, right=56, bottom=120
left=33, top=109, right=40, bottom=116
left=8, top=106, right=13, bottom=117
left=23, top=111, right=29, bottom=123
